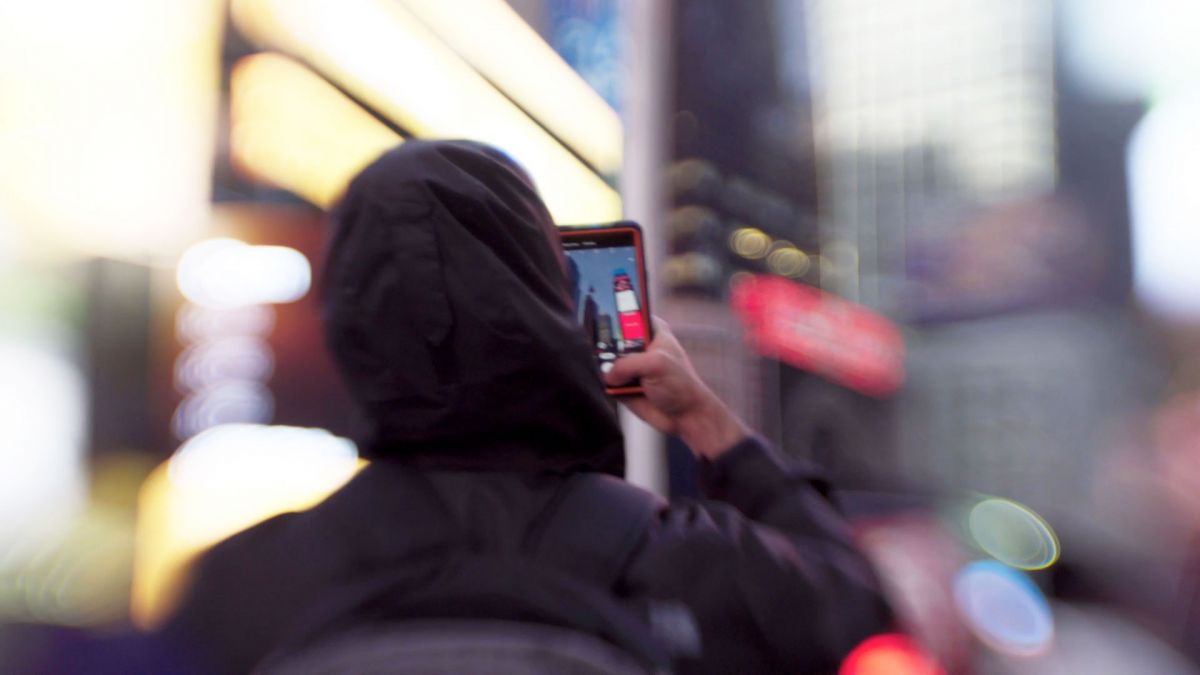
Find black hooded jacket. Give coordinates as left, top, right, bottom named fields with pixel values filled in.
left=159, top=141, right=892, bottom=674
left=321, top=140, right=624, bottom=474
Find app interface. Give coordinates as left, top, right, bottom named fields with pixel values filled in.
left=563, top=230, right=647, bottom=376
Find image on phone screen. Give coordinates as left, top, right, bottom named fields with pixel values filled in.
left=562, top=229, right=649, bottom=380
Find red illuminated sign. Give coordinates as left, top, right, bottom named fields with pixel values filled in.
left=731, top=275, right=905, bottom=397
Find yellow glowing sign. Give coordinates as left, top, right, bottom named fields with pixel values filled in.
left=396, top=0, right=623, bottom=175
left=230, top=0, right=622, bottom=223
left=132, top=425, right=364, bottom=628
left=0, top=0, right=224, bottom=261
left=231, top=53, right=401, bottom=209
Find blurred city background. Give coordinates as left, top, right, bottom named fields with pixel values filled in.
left=1, top=0, right=1199, bottom=672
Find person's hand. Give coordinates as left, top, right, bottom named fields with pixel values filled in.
left=604, top=318, right=750, bottom=460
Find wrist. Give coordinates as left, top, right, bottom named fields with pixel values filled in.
left=675, top=394, right=750, bottom=460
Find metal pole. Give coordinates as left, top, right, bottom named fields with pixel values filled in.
left=619, top=0, right=671, bottom=495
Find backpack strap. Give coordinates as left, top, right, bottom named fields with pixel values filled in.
left=526, top=473, right=666, bottom=590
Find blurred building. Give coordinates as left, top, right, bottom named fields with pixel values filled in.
left=647, top=0, right=924, bottom=492
left=660, top=0, right=819, bottom=490
left=806, top=0, right=1058, bottom=309
left=802, top=0, right=1158, bottom=531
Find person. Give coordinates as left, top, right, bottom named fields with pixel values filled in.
left=156, top=140, right=893, bottom=674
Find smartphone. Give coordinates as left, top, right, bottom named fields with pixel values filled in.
left=559, top=221, right=653, bottom=396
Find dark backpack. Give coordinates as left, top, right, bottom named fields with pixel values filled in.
left=259, top=619, right=662, bottom=674
left=255, top=472, right=679, bottom=674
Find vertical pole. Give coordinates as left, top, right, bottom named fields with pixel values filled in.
left=619, top=0, right=671, bottom=495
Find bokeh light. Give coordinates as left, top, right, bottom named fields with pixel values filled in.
left=0, top=508, right=133, bottom=627
left=176, top=304, right=276, bottom=343
left=174, top=337, right=274, bottom=394
left=0, top=0, right=222, bottom=261
left=968, top=498, right=1060, bottom=570
left=729, top=226, right=772, bottom=259
left=134, top=424, right=362, bottom=627
left=668, top=205, right=721, bottom=242
left=766, top=241, right=811, bottom=278
left=662, top=251, right=723, bottom=289
left=839, top=633, right=945, bottom=675
left=0, top=337, right=86, bottom=549
left=1128, top=92, right=1200, bottom=321
left=167, top=424, right=359, bottom=495
left=176, top=238, right=312, bottom=309
left=230, top=52, right=401, bottom=209
left=954, top=560, right=1054, bottom=656
left=1062, top=0, right=1200, bottom=99
left=171, top=381, right=275, bottom=440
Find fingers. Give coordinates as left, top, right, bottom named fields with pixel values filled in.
left=605, top=317, right=679, bottom=387
left=604, top=350, right=664, bottom=387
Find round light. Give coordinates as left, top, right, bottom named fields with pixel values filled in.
left=954, top=561, right=1054, bottom=656
left=174, top=337, right=274, bottom=393
left=729, top=227, right=771, bottom=259
left=663, top=252, right=722, bottom=288
left=840, top=633, right=944, bottom=675
left=0, top=338, right=86, bottom=550
left=169, top=423, right=359, bottom=494
left=728, top=271, right=755, bottom=291
left=766, top=242, right=811, bottom=277
left=171, top=381, right=274, bottom=440
left=670, top=159, right=720, bottom=196
left=176, top=238, right=311, bottom=309
left=968, top=498, right=1060, bottom=570
left=667, top=205, right=720, bottom=240
left=176, top=304, right=276, bottom=343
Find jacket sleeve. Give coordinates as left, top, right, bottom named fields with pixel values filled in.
left=621, top=436, right=893, bottom=674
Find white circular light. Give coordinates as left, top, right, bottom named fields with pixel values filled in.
left=171, top=381, right=274, bottom=440
left=176, top=238, right=312, bottom=309
left=954, top=561, right=1053, bottom=656
left=174, top=337, right=275, bottom=393
left=169, top=423, right=359, bottom=494
left=176, top=304, right=276, bottom=343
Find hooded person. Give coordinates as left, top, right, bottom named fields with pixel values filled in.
left=320, top=140, right=624, bottom=475
left=156, top=141, right=893, bottom=674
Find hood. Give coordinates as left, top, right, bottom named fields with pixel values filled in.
left=321, top=140, right=624, bottom=475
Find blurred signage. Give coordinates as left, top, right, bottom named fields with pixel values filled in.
left=905, top=197, right=1103, bottom=322
left=549, top=0, right=621, bottom=110
left=732, top=275, right=904, bottom=397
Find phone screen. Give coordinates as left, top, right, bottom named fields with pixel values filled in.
left=561, top=224, right=650, bottom=392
